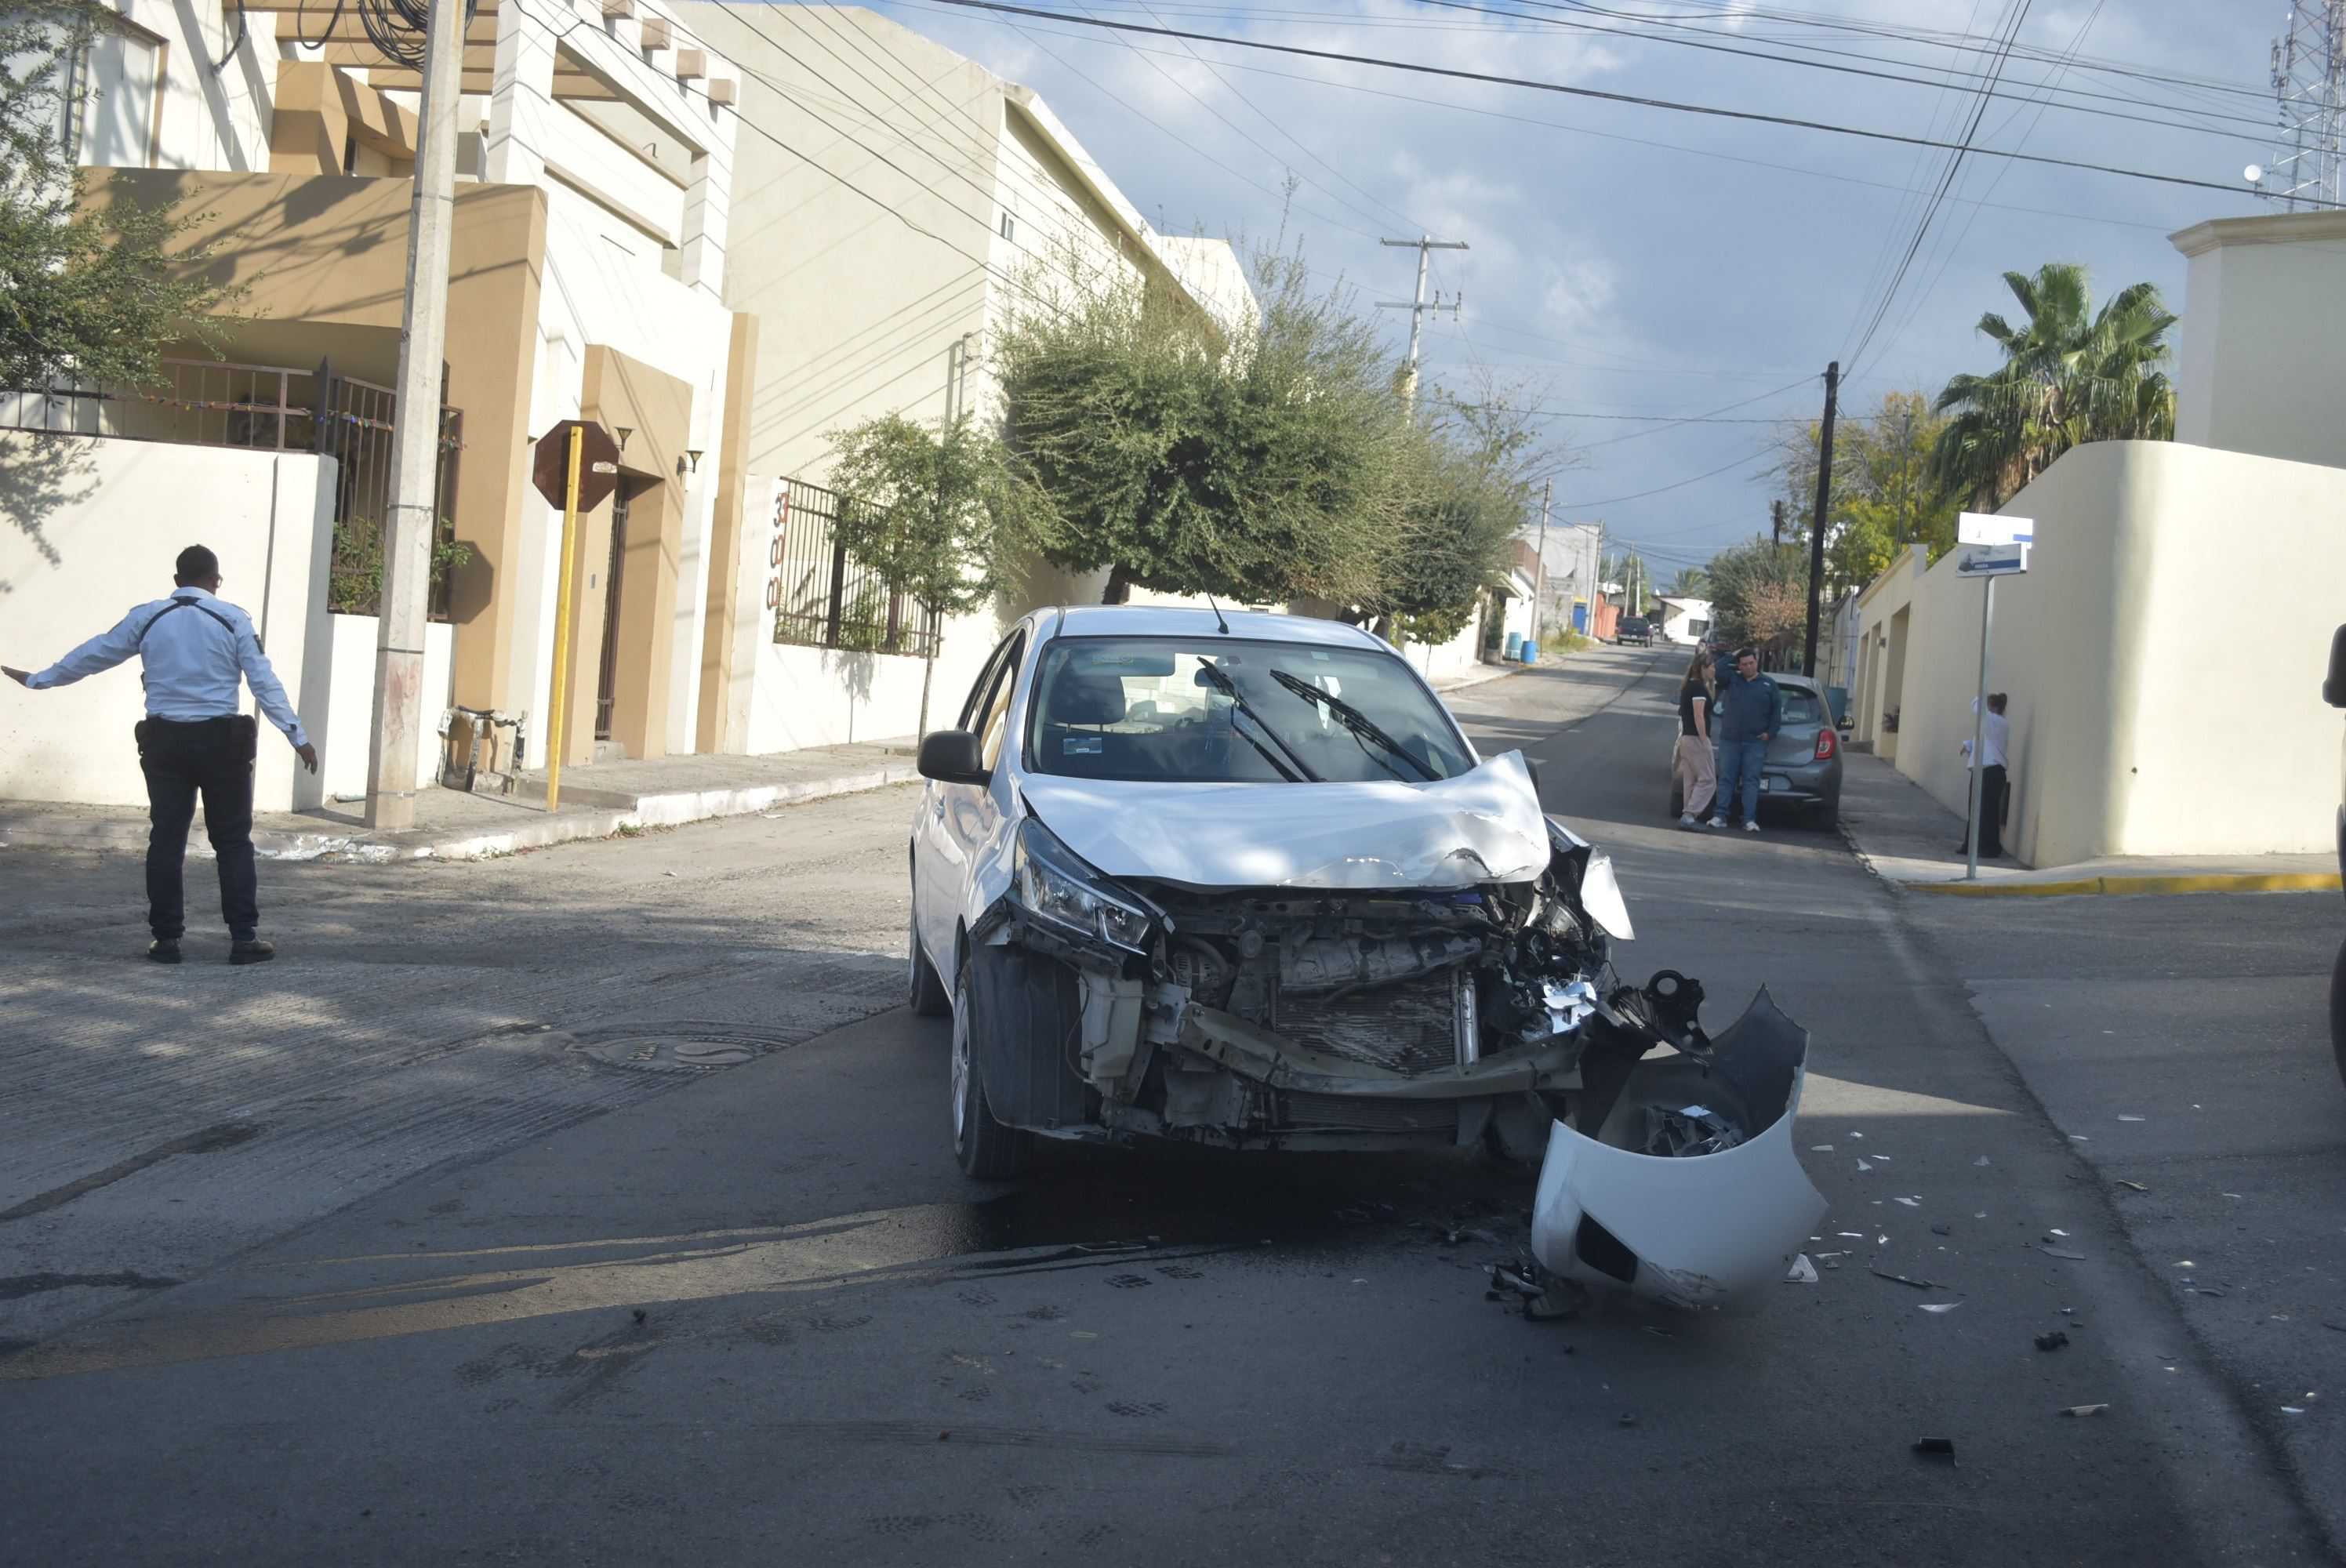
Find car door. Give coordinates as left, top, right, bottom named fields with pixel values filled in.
left=917, top=626, right=1028, bottom=975
left=916, top=627, right=1021, bottom=975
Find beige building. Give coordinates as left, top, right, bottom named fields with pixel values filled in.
left=4, top=0, right=762, bottom=807
left=674, top=3, right=1263, bottom=751
left=1849, top=209, right=2346, bottom=867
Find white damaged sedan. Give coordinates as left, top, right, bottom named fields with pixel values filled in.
left=909, top=607, right=1822, bottom=1304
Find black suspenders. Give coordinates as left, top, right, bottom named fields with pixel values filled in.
left=136, top=596, right=239, bottom=648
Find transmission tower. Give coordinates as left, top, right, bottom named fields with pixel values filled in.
left=2265, top=0, right=2346, bottom=210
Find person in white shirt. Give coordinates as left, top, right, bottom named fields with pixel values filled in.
left=1957, top=691, right=2010, bottom=858
left=5, top=545, right=318, bottom=965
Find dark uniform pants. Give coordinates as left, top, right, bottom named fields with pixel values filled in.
left=136, top=716, right=259, bottom=940
left=1965, top=764, right=2008, bottom=859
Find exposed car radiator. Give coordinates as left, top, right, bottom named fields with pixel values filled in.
left=1273, top=967, right=1472, bottom=1076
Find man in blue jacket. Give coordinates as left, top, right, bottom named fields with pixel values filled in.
left=1707, top=646, right=1781, bottom=833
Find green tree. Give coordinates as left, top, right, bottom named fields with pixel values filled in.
left=1704, top=539, right=1809, bottom=652
left=1669, top=565, right=1711, bottom=598
left=993, top=239, right=1419, bottom=608
left=1930, top=262, right=2177, bottom=511
left=2, top=0, right=238, bottom=390
left=825, top=411, right=1048, bottom=734
left=1379, top=376, right=1560, bottom=645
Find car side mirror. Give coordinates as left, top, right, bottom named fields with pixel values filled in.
left=917, top=729, right=988, bottom=785
left=2326, top=625, right=2346, bottom=709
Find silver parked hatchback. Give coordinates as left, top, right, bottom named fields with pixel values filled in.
left=1668, top=670, right=1843, bottom=829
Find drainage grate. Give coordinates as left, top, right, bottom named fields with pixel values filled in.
left=569, top=1023, right=804, bottom=1075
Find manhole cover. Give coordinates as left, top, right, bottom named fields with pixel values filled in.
left=570, top=1024, right=798, bottom=1075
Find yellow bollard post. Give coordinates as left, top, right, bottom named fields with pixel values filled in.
left=544, top=425, right=583, bottom=813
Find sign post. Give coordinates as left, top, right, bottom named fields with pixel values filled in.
left=1955, top=514, right=2032, bottom=880
left=532, top=420, right=621, bottom=811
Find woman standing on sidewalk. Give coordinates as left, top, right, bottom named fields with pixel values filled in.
left=1675, top=652, right=1718, bottom=829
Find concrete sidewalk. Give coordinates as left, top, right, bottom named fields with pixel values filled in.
left=0, top=657, right=1529, bottom=867
left=1839, top=746, right=2340, bottom=897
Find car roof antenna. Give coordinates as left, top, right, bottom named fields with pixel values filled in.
left=1205, top=591, right=1231, bottom=634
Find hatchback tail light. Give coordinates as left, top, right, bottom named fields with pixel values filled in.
left=1814, top=726, right=1838, bottom=762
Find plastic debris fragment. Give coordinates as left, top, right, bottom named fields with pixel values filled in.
left=1785, top=1254, right=1818, bottom=1284
left=1973, top=1156, right=1991, bottom=1167
left=1894, top=1196, right=1921, bottom=1207
left=1857, top=1159, right=1874, bottom=1172
left=2039, top=1247, right=2088, bottom=1261
left=1919, top=1302, right=1960, bottom=1314
left=2035, top=1331, right=2070, bottom=1352
left=2117, top=1115, right=2145, bottom=1123
left=1809, top=1144, right=1834, bottom=1152
left=1871, top=1269, right=1943, bottom=1290
left=2060, top=1404, right=2108, bottom=1418
left=2115, top=1180, right=2150, bottom=1192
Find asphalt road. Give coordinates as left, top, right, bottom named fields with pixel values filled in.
left=0, top=645, right=2333, bottom=1566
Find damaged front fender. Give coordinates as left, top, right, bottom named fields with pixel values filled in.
left=1530, top=989, right=1826, bottom=1314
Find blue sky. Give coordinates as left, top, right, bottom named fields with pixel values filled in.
left=836, top=0, right=2277, bottom=574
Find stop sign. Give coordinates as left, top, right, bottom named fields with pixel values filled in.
left=532, top=419, right=623, bottom=512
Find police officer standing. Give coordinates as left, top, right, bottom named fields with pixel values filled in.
left=5, top=545, right=319, bottom=965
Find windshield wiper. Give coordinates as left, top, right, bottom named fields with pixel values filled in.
left=1268, top=668, right=1442, bottom=782
left=1195, top=662, right=1318, bottom=782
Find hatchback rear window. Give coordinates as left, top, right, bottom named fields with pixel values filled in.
left=1778, top=690, right=1823, bottom=726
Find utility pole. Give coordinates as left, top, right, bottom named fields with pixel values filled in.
left=1771, top=498, right=1785, bottom=546
left=1377, top=235, right=1467, bottom=421
left=1801, top=361, right=1839, bottom=679
left=365, top=0, right=466, bottom=830
left=1528, top=477, right=1552, bottom=649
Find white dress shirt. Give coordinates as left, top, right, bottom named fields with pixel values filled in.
left=1959, top=704, right=2009, bottom=770
left=27, top=586, right=310, bottom=748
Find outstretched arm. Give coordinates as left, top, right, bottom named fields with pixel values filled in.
left=235, top=623, right=317, bottom=771
left=9, top=610, right=145, bottom=690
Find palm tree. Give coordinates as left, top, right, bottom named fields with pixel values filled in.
left=1930, top=263, right=2177, bottom=510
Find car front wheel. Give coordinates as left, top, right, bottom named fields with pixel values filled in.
left=952, top=963, right=1030, bottom=1179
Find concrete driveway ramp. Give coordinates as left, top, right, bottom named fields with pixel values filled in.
left=1531, top=990, right=1828, bottom=1313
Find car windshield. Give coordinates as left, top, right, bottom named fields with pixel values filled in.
left=1025, top=636, right=1476, bottom=785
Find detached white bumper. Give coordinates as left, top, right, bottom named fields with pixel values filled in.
left=1530, top=989, right=1828, bottom=1313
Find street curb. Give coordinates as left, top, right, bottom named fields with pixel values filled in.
left=0, top=761, right=923, bottom=866
left=1899, top=870, right=2344, bottom=898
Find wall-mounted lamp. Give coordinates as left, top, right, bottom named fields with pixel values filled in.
left=614, top=426, right=633, bottom=455
left=679, top=448, right=703, bottom=477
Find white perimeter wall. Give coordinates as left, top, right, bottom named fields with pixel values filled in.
left=1890, top=440, right=2346, bottom=866
left=314, top=615, right=453, bottom=800
left=0, top=434, right=332, bottom=811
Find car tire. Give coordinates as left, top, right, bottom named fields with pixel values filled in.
left=1810, top=798, right=1839, bottom=833
left=909, top=905, right=950, bottom=1018
left=2330, top=938, right=2346, bottom=1092
left=952, top=960, right=1030, bottom=1180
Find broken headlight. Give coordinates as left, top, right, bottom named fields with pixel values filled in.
left=1578, top=853, right=1634, bottom=942
left=1014, top=818, right=1154, bottom=955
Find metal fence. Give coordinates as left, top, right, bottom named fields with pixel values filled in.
left=2, top=358, right=463, bottom=619
left=771, top=477, right=939, bottom=659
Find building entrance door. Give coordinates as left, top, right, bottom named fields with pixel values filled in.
left=595, top=485, right=630, bottom=742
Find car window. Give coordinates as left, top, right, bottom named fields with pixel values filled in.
left=1024, top=636, right=1475, bottom=785
left=976, top=632, right=1027, bottom=770
left=1778, top=688, right=1823, bottom=727
left=957, top=630, right=1020, bottom=730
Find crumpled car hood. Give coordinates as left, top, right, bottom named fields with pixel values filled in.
left=1018, top=750, right=1552, bottom=891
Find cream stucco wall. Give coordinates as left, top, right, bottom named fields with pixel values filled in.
left=2172, top=212, right=2346, bottom=471
left=1851, top=543, right=1926, bottom=760
left=0, top=434, right=333, bottom=811
left=1889, top=441, right=2346, bottom=867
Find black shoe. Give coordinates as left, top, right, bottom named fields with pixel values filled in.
left=229, top=937, right=276, bottom=967
left=147, top=938, right=182, bottom=964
